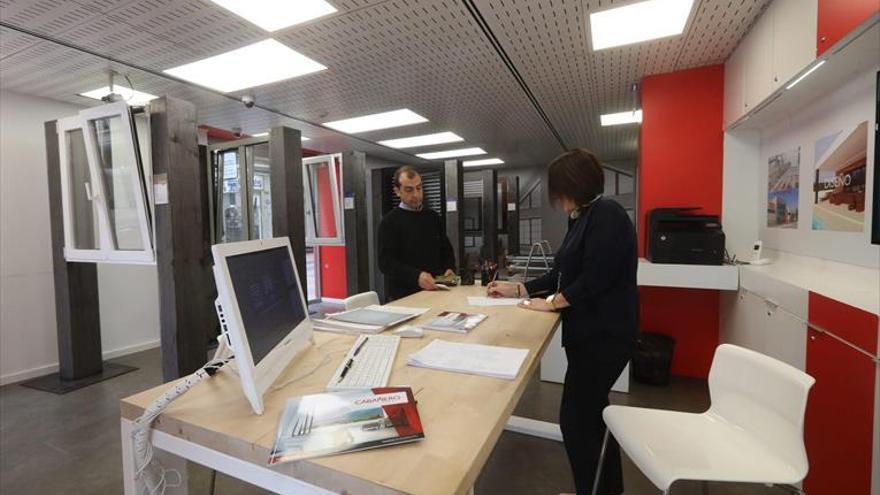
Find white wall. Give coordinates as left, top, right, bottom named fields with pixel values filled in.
left=722, top=130, right=762, bottom=260
left=758, top=68, right=879, bottom=268
left=0, top=91, right=160, bottom=385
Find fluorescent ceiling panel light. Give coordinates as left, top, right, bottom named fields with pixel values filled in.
left=590, top=0, right=694, bottom=50
left=417, top=147, right=486, bottom=160
left=323, top=109, right=427, bottom=133
left=378, top=131, right=463, bottom=149
left=253, top=131, right=310, bottom=141
left=210, top=0, right=336, bottom=31
left=79, top=86, right=158, bottom=106
left=785, top=60, right=826, bottom=90
left=463, top=158, right=504, bottom=166
left=164, top=39, right=326, bottom=92
left=600, top=110, right=643, bottom=126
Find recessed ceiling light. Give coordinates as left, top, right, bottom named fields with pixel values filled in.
left=323, top=109, right=427, bottom=133
left=252, top=131, right=310, bottom=141
left=79, top=86, right=158, bottom=106
left=417, top=147, right=486, bottom=160
left=590, top=0, right=694, bottom=50
left=210, top=0, right=336, bottom=32
left=463, top=158, right=504, bottom=166
left=164, top=39, right=326, bottom=92
left=600, top=110, right=643, bottom=126
left=378, top=132, right=464, bottom=149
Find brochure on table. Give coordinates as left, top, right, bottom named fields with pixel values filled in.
left=268, top=387, right=424, bottom=464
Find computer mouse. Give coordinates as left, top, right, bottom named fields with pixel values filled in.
left=393, top=325, right=424, bottom=338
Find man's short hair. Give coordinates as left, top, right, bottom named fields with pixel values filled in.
left=393, top=165, right=420, bottom=187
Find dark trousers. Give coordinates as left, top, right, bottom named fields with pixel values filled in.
left=561, top=333, right=633, bottom=495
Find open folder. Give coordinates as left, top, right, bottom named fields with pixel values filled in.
left=407, top=340, right=528, bottom=380
left=313, top=305, right=428, bottom=334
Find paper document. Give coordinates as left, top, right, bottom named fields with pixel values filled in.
left=467, top=296, right=522, bottom=307
left=407, top=340, right=528, bottom=380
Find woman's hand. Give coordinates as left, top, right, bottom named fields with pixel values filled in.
left=518, top=298, right=556, bottom=312
left=486, top=281, right=526, bottom=298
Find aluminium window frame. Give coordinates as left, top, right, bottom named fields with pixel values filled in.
left=302, top=153, right=345, bottom=246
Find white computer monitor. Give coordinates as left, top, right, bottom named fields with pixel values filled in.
left=212, top=237, right=313, bottom=415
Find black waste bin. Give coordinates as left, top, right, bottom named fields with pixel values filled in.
left=632, top=332, right=676, bottom=386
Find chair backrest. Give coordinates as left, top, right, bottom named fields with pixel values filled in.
left=343, top=291, right=380, bottom=310
left=707, top=344, right=815, bottom=476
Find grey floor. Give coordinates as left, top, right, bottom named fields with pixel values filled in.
left=1, top=349, right=794, bottom=495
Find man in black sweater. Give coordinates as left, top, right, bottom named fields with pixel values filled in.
left=378, top=166, right=456, bottom=301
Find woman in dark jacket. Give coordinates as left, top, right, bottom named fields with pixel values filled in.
left=488, top=148, right=638, bottom=495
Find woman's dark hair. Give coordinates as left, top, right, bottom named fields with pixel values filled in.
left=546, top=148, right=604, bottom=207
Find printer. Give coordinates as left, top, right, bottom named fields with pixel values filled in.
left=646, top=207, right=725, bottom=265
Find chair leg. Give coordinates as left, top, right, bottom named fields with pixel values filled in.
left=590, top=428, right=611, bottom=495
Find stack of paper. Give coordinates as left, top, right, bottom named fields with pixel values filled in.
left=313, top=305, right=427, bottom=334
left=407, top=340, right=528, bottom=380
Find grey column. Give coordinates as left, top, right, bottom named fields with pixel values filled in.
left=151, top=97, right=214, bottom=380
left=343, top=151, right=369, bottom=296
left=481, top=168, right=498, bottom=262
left=269, top=126, right=306, bottom=289
left=508, top=176, right=520, bottom=256
left=443, top=159, right=464, bottom=271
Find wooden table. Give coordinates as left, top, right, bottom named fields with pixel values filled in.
left=120, top=286, right=560, bottom=495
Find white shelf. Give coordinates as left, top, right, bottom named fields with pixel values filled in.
left=637, top=258, right=739, bottom=291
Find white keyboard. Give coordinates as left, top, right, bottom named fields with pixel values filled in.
left=326, top=334, right=400, bottom=391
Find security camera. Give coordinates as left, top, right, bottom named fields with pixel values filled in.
left=241, top=95, right=255, bottom=108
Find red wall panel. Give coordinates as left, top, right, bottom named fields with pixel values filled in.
left=804, top=293, right=877, bottom=494
left=319, top=246, right=348, bottom=299
left=817, top=0, right=879, bottom=56
left=638, top=65, right=725, bottom=378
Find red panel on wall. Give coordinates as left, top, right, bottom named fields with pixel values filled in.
left=804, top=292, right=877, bottom=495
left=639, top=287, right=720, bottom=377
left=638, top=65, right=725, bottom=378
left=320, top=246, right=348, bottom=299
left=817, top=0, right=879, bottom=56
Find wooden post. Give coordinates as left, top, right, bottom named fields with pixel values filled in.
left=268, top=126, right=306, bottom=290
left=343, top=151, right=369, bottom=296
left=45, top=121, right=103, bottom=380
left=443, top=159, right=464, bottom=271
left=151, top=97, right=213, bottom=381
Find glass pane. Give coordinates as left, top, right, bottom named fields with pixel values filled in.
left=249, top=143, right=273, bottom=239
left=604, top=169, right=616, bottom=196
left=218, top=149, right=246, bottom=243
left=66, top=129, right=99, bottom=250
left=306, top=160, right=338, bottom=238
left=618, top=174, right=634, bottom=195
left=305, top=246, right=318, bottom=301
left=88, top=115, right=143, bottom=250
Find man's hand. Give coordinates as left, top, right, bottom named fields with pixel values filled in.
left=443, top=268, right=456, bottom=278
left=418, top=271, right=438, bottom=290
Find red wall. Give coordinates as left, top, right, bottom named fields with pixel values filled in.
left=318, top=157, right=347, bottom=300
left=638, top=65, right=725, bottom=377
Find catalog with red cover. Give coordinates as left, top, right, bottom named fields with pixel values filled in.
left=268, top=387, right=424, bottom=464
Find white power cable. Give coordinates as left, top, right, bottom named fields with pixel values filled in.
left=131, top=337, right=233, bottom=495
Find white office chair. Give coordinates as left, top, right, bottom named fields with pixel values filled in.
left=592, top=344, right=815, bottom=495
left=343, top=291, right=380, bottom=310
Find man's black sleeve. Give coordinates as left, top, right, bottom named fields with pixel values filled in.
left=378, top=215, right=422, bottom=289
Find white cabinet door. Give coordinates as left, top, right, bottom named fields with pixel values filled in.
left=743, top=9, right=775, bottom=111
left=771, top=0, right=818, bottom=91
left=724, top=42, right=747, bottom=127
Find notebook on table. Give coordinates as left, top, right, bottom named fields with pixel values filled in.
left=421, top=311, right=487, bottom=333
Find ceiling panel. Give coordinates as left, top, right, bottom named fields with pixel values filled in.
left=1, top=0, right=770, bottom=167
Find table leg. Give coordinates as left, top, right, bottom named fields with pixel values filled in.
left=120, top=419, right=141, bottom=495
